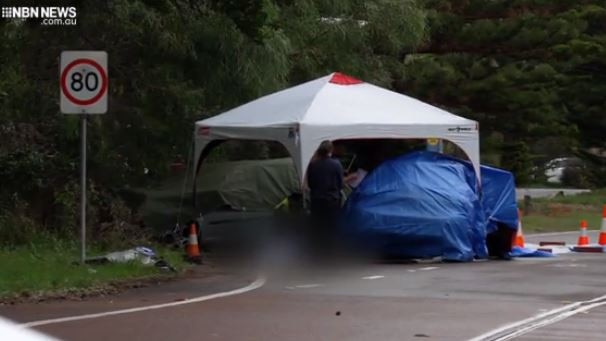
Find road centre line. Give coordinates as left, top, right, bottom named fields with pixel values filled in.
left=21, top=275, right=267, bottom=328
left=491, top=300, right=606, bottom=341
left=468, top=293, right=606, bottom=341
left=294, top=284, right=323, bottom=289
left=362, top=275, right=385, bottom=280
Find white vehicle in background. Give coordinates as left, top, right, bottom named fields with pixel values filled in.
left=544, top=157, right=584, bottom=183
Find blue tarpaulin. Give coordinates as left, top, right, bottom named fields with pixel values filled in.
left=341, top=151, right=518, bottom=262
left=481, top=165, right=519, bottom=233
left=510, top=246, right=555, bottom=258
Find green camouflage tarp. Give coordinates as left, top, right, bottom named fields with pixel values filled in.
left=196, top=158, right=301, bottom=212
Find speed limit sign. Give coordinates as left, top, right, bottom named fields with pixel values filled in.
left=60, top=51, right=109, bottom=264
left=60, top=51, right=108, bottom=114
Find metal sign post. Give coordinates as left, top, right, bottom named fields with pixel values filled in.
left=60, top=51, right=108, bottom=264
left=80, top=115, right=87, bottom=264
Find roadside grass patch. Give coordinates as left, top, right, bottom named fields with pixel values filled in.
left=520, top=189, right=605, bottom=233
left=0, top=237, right=187, bottom=299
left=522, top=213, right=602, bottom=233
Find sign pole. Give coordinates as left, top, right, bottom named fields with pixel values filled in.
left=80, top=114, right=87, bottom=264
left=60, top=51, right=107, bottom=265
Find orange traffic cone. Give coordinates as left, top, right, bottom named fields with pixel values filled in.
left=513, top=209, right=525, bottom=248
left=577, top=220, right=590, bottom=246
left=186, top=223, right=202, bottom=263
left=599, top=205, right=606, bottom=245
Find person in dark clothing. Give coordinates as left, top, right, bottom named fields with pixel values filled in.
left=307, top=141, right=344, bottom=204
left=486, top=223, right=515, bottom=260
left=306, top=140, right=344, bottom=255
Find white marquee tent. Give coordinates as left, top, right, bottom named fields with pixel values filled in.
left=194, top=72, right=480, bottom=184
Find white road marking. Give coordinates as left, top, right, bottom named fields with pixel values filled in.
left=418, top=267, right=439, bottom=271
left=552, top=263, right=587, bottom=268
left=362, top=275, right=384, bottom=280
left=21, top=275, right=267, bottom=328
left=294, top=284, right=323, bottom=289
left=468, top=293, right=606, bottom=341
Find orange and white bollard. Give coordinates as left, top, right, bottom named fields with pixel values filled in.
left=186, top=223, right=202, bottom=263
left=513, top=209, right=525, bottom=248
left=599, top=205, right=606, bottom=245
left=577, top=220, right=590, bottom=246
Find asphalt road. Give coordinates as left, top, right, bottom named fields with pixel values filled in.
left=3, top=231, right=606, bottom=341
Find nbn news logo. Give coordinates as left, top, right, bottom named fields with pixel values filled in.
left=1, top=7, right=77, bottom=19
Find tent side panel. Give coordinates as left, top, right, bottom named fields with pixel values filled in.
left=192, top=124, right=302, bottom=197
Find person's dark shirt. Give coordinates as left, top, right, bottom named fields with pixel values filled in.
left=307, top=157, right=344, bottom=202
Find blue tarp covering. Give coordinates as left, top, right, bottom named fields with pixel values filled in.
left=341, top=151, right=518, bottom=262
left=481, top=165, right=519, bottom=233
left=510, top=246, right=555, bottom=258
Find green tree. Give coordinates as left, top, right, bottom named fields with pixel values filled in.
left=0, top=0, right=428, bottom=239
left=402, top=0, right=606, bottom=182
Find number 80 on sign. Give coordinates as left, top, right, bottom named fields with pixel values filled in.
left=60, top=51, right=108, bottom=114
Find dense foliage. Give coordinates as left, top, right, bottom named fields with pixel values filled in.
left=403, top=0, right=606, bottom=184
left=0, top=0, right=426, bottom=239
left=1, top=0, right=604, bottom=242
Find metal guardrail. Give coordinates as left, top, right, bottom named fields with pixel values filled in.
left=515, top=188, right=591, bottom=200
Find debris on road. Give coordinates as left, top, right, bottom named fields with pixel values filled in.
left=511, top=240, right=606, bottom=255
left=539, top=241, right=566, bottom=246
left=510, top=246, right=555, bottom=258
left=107, top=247, right=156, bottom=264
left=513, top=242, right=574, bottom=255
left=85, top=247, right=177, bottom=272
left=570, top=245, right=606, bottom=253
left=85, top=247, right=155, bottom=265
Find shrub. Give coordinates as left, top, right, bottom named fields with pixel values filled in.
left=561, top=166, right=591, bottom=188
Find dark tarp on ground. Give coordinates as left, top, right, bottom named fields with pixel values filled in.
left=196, top=158, right=300, bottom=213
left=341, top=151, right=518, bottom=262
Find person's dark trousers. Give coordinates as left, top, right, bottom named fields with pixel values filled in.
left=486, top=223, right=515, bottom=260
left=309, top=198, right=341, bottom=257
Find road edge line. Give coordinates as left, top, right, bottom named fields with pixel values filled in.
left=20, top=275, right=266, bottom=328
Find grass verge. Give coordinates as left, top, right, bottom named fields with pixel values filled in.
left=522, top=213, right=602, bottom=234
left=0, top=238, right=188, bottom=301
left=521, top=189, right=605, bottom=233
